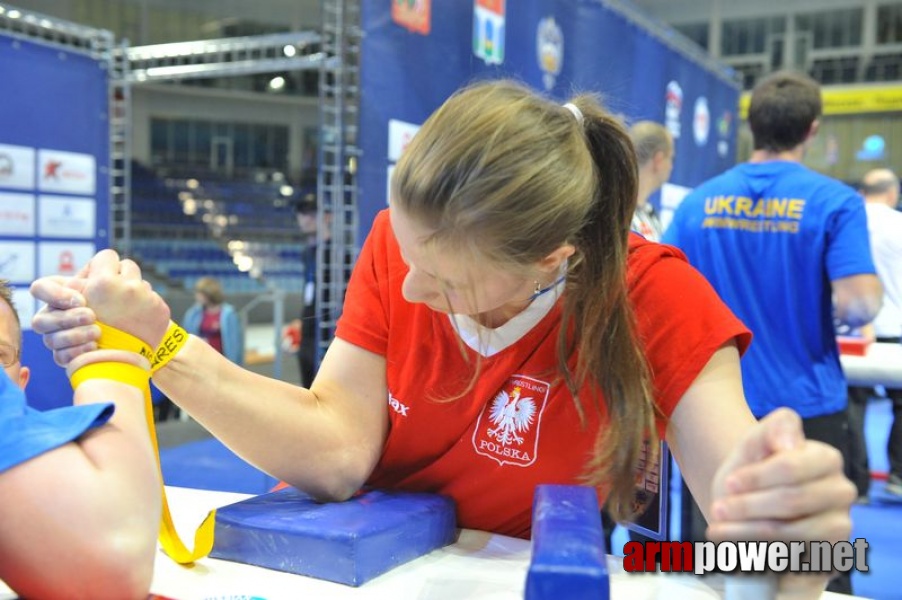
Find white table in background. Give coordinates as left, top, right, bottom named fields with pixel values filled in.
left=841, top=342, right=902, bottom=388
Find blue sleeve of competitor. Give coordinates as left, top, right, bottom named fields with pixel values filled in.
left=0, top=369, right=114, bottom=474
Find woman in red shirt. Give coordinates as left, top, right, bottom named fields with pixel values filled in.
left=33, top=80, right=853, bottom=598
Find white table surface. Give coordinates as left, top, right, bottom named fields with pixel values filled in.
left=116, top=487, right=873, bottom=599
left=841, top=342, right=902, bottom=387
left=0, top=486, right=870, bottom=599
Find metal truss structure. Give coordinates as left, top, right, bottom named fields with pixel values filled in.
left=1, top=0, right=360, bottom=374
left=124, top=3, right=360, bottom=371
left=315, top=0, right=361, bottom=366
left=109, top=41, right=132, bottom=256
left=0, top=3, right=114, bottom=58
left=126, top=31, right=326, bottom=83
left=124, top=5, right=361, bottom=369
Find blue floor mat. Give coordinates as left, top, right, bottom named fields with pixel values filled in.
left=851, top=481, right=902, bottom=600
left=160, top=437, right=279, bottom=495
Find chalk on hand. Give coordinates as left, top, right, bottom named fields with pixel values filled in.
left=210, top=487, right=457, bottom=586
left=525, top=485, right=610, bottom=600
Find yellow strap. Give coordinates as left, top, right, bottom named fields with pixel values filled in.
left=70, top=361, right=149, bottom=391
left=94, top=323, right=156, bottom=364
left=149, top=322, right=189, bottom=374
left=90, top=322, right=214, bottom=564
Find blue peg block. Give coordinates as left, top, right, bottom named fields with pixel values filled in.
left=210, top=487, right=457, bottom=586
left=525, top=485, right=610, bottom=600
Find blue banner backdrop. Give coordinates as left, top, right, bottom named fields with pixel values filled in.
left=0, top=35, right=110, bottom=410
left=359, top=0, right=739, bottom=236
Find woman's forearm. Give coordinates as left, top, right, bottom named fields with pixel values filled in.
left=152, top=335, right=384, bottom=499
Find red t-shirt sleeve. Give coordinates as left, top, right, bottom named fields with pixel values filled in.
left=334, top=210, right=394, bottom=355
left=628, top=237, right=752, bottom=422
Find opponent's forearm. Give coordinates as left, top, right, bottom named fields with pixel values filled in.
left=71, top=369, right=162, bottom=501
left=0, top=380, right=161, bottom=600
left=72, top=380, right=162, bottom=564
left=0, top=466, right=158, bottom=600
left=73, top=378, right=155, bottom=467
left=153, top=335, right=378, bottom=499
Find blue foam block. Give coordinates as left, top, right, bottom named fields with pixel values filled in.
left=209, top=487, right=457, bottom=586
left=525, top=485, right=610, bottom=600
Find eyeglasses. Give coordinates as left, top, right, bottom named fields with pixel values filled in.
left=0, top=342, right=20, bottom=368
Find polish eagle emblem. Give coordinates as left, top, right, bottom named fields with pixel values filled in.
left=487, top=386, right=536, bottom=446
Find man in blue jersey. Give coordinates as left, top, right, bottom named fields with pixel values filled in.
left=663, top=70, right=883, bottom=594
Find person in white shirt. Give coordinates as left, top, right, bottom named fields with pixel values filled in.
left=848, top=168, right=902, bottom=499
left=628, top=121, right=674, bottom=242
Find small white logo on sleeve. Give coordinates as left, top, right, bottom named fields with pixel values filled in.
left=388, top=391, right=410, bottom=417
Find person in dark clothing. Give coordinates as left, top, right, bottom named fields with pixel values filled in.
left=294, top=197, right=332, bottom=386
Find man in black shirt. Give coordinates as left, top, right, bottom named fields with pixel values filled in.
left=294, top=197, right=332, bottom=386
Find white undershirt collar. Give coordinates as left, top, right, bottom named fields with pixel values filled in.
left=448, top=279, right=565, bottom=357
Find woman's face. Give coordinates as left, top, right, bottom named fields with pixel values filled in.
left=389, top=205, right=536, bottom=319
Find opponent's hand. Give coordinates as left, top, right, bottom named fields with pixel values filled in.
left=30, top=277, right=99, bottom=367
left=708, top=408, right=856, bottom=597
left=31, top=250, right=171, bottom=363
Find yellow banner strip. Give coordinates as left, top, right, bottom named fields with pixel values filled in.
left=740, top=85, right=902, bottom=118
